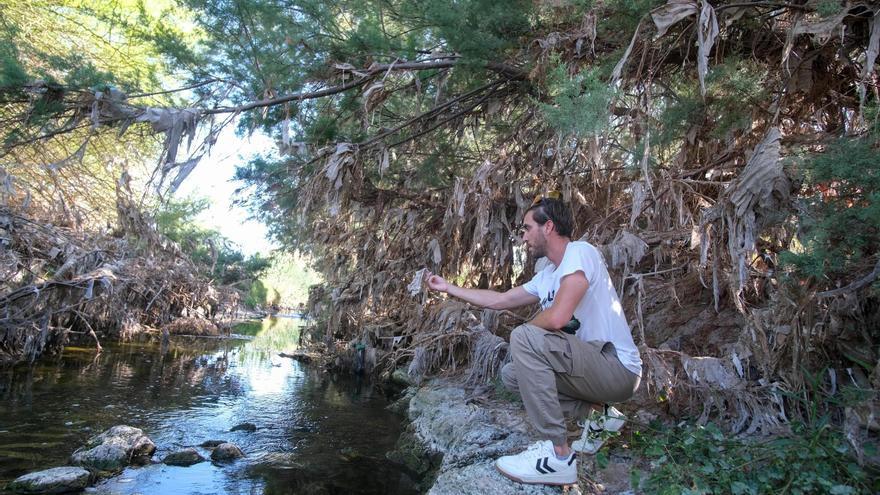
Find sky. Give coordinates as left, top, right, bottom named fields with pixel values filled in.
left=174, top=124, right=279, bottom=256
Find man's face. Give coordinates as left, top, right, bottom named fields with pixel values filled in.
left=522, top=210, right=549, bottom=258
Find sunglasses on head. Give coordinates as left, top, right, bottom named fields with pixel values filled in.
left=531, top=190, right=562, bottom=207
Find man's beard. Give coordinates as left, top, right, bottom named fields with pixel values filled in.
left=528, top=241, right=546, bottom=259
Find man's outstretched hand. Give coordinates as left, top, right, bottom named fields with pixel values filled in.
left=425, top=270, right=449, bottom=293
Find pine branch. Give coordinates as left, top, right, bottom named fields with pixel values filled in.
left=202, top=60, right=524, bottom=115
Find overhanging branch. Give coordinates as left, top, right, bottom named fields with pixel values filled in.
left=202, top=60, right=525, bottom=115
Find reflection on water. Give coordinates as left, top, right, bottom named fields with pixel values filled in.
left=0, top=317, right=417, bottom=494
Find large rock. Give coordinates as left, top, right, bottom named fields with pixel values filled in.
left=405, top=380, right=562, bottom=495
left=6, top=466, right=90, bottom=494
left=70, top=425, right=156, bottom=472
left=199, top=439, right=227, bottom=448
left=210, top=442, right=244, bottom=461
left=163, top=448, right=205, bottom=466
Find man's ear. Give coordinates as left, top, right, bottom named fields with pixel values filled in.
left=544, top=219, right=555, bottom=235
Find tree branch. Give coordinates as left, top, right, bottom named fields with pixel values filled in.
left=202, top=60, right=525, bottom=115
left=817, top=258, right=880, bottom=298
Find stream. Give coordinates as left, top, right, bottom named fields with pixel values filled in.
left=0, top=317, right=419, bottom=494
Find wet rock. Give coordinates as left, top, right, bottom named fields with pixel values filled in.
left=210, top=442, right=244, bottom=461
left=390, top=368, right=415, bottom=387
left=386, top=388, right=415, bottom=415
left=199, top=439, right=227, bottom=448
left=230, top=422, right=257, bottom=432
left=337, top=446, right=361, bottom=462
left=163, top=448, right=205, bottom=466
left=7, top=466, right=90, bottom=494
left=71, top=425, right=156, bottom=472
left=386, top=429, right=441, bottom=478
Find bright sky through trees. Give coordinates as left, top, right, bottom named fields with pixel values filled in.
left=175, top=125, right=278, bottom=256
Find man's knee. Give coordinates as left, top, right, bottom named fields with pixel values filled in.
left=501, top=361, right=518, bottom=391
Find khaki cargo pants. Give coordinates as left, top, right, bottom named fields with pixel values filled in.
left=501, top=323, right=640, bottom=446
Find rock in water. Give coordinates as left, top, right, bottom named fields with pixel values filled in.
left=199, top=440, right=227, bottom=448
left=210, top=443, right=244, bottom=461
left=70, top=425, right=156, bottom=472
left=7, top=466, right=90, bottom=494
left=230, top=422, right=257, bottom=432
left=163, top=448, right=205, bottom=466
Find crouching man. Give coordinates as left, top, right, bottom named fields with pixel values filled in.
left=425, top=193, right=641, bottom=485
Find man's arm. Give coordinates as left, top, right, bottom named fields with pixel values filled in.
left=529, top=271, right=589, bottom=331
left=425, top=271, right=539, bottom=310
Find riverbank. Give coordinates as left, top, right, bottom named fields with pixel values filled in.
left=392, top=378, right=637, bottom=494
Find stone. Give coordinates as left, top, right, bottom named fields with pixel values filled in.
left=405, top=379, right=562, bottom=495
left=386, top=429, right=441, bottom=478
left=390, top=368, right=415, bottom=387
left=337, top=446, right=361, bottom=462
left=70, top=425, right=156, bottom=472
left=230, top=422, right=257, bottom=432
left=7, top=466, right=90, bottom=494
left=210, top=443, right=244, bottom=461
left=429, top=461, right=564, bottom=495
left=162, top=448, right=205, bottom=466
left=385, top=388, right=415, bottom=415
left=199, top=440, right=227, bottom=448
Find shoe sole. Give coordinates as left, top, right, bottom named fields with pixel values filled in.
left=495, top=463, right=576, bottom=486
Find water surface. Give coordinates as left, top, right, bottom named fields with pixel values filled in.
left=0, top=317, right=417, bottom=494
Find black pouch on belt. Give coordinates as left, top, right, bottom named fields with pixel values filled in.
left=561, top=316, right=580, bottom=335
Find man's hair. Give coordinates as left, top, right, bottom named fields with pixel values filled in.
left=527, top=198, right=574, bottom=238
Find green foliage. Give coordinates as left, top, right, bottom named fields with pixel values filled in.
left=704, top=59, right=767, bottom=138
left=632, top=371, right=876, bottom=494
left=155, top=196, right=270, bottom=285
left=656, top=91, right=704, bottom=148
left=817, top=1, right=844, bottom=18
left=0, top=38, right=28, bottom=89
left=244, top=280, right=270, bottom=308
left=0, top=1, right=184, bottom=95
left=0, top=0, right=196, bottom=228
left=539, top=64, right=612, bottom=137
left=780, top=136, right=880, bottom=280
left=600, top=0, right=665, bottom=34
left=655, top=58, right=767, bottom=148
left=492, top=376, right=522, bottom=403
left=414, top=0, right=532, bottom=61
left=254, top=251, right=323, bottom=308
left=630, top=419, right=873, bottom=494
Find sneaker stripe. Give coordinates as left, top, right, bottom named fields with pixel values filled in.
left=541, top=457, right=556, bottom=473
left=567, top=454, right=576, bottom=466
left=535, top=458, right=547, bottom=474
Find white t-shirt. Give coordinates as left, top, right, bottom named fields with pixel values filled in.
left=523, top=241, right=642, bottom=376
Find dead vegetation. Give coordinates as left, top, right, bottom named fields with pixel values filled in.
left=289, top=1, right=880, bottom=463
left=0, top=180, right=237, bottom=366
left=1, top=0, right=879, bottom=465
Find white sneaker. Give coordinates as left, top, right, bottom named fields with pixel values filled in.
left=572, top=404, right=626, bottom=454
left=495, top=440, right=576, bottom=485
